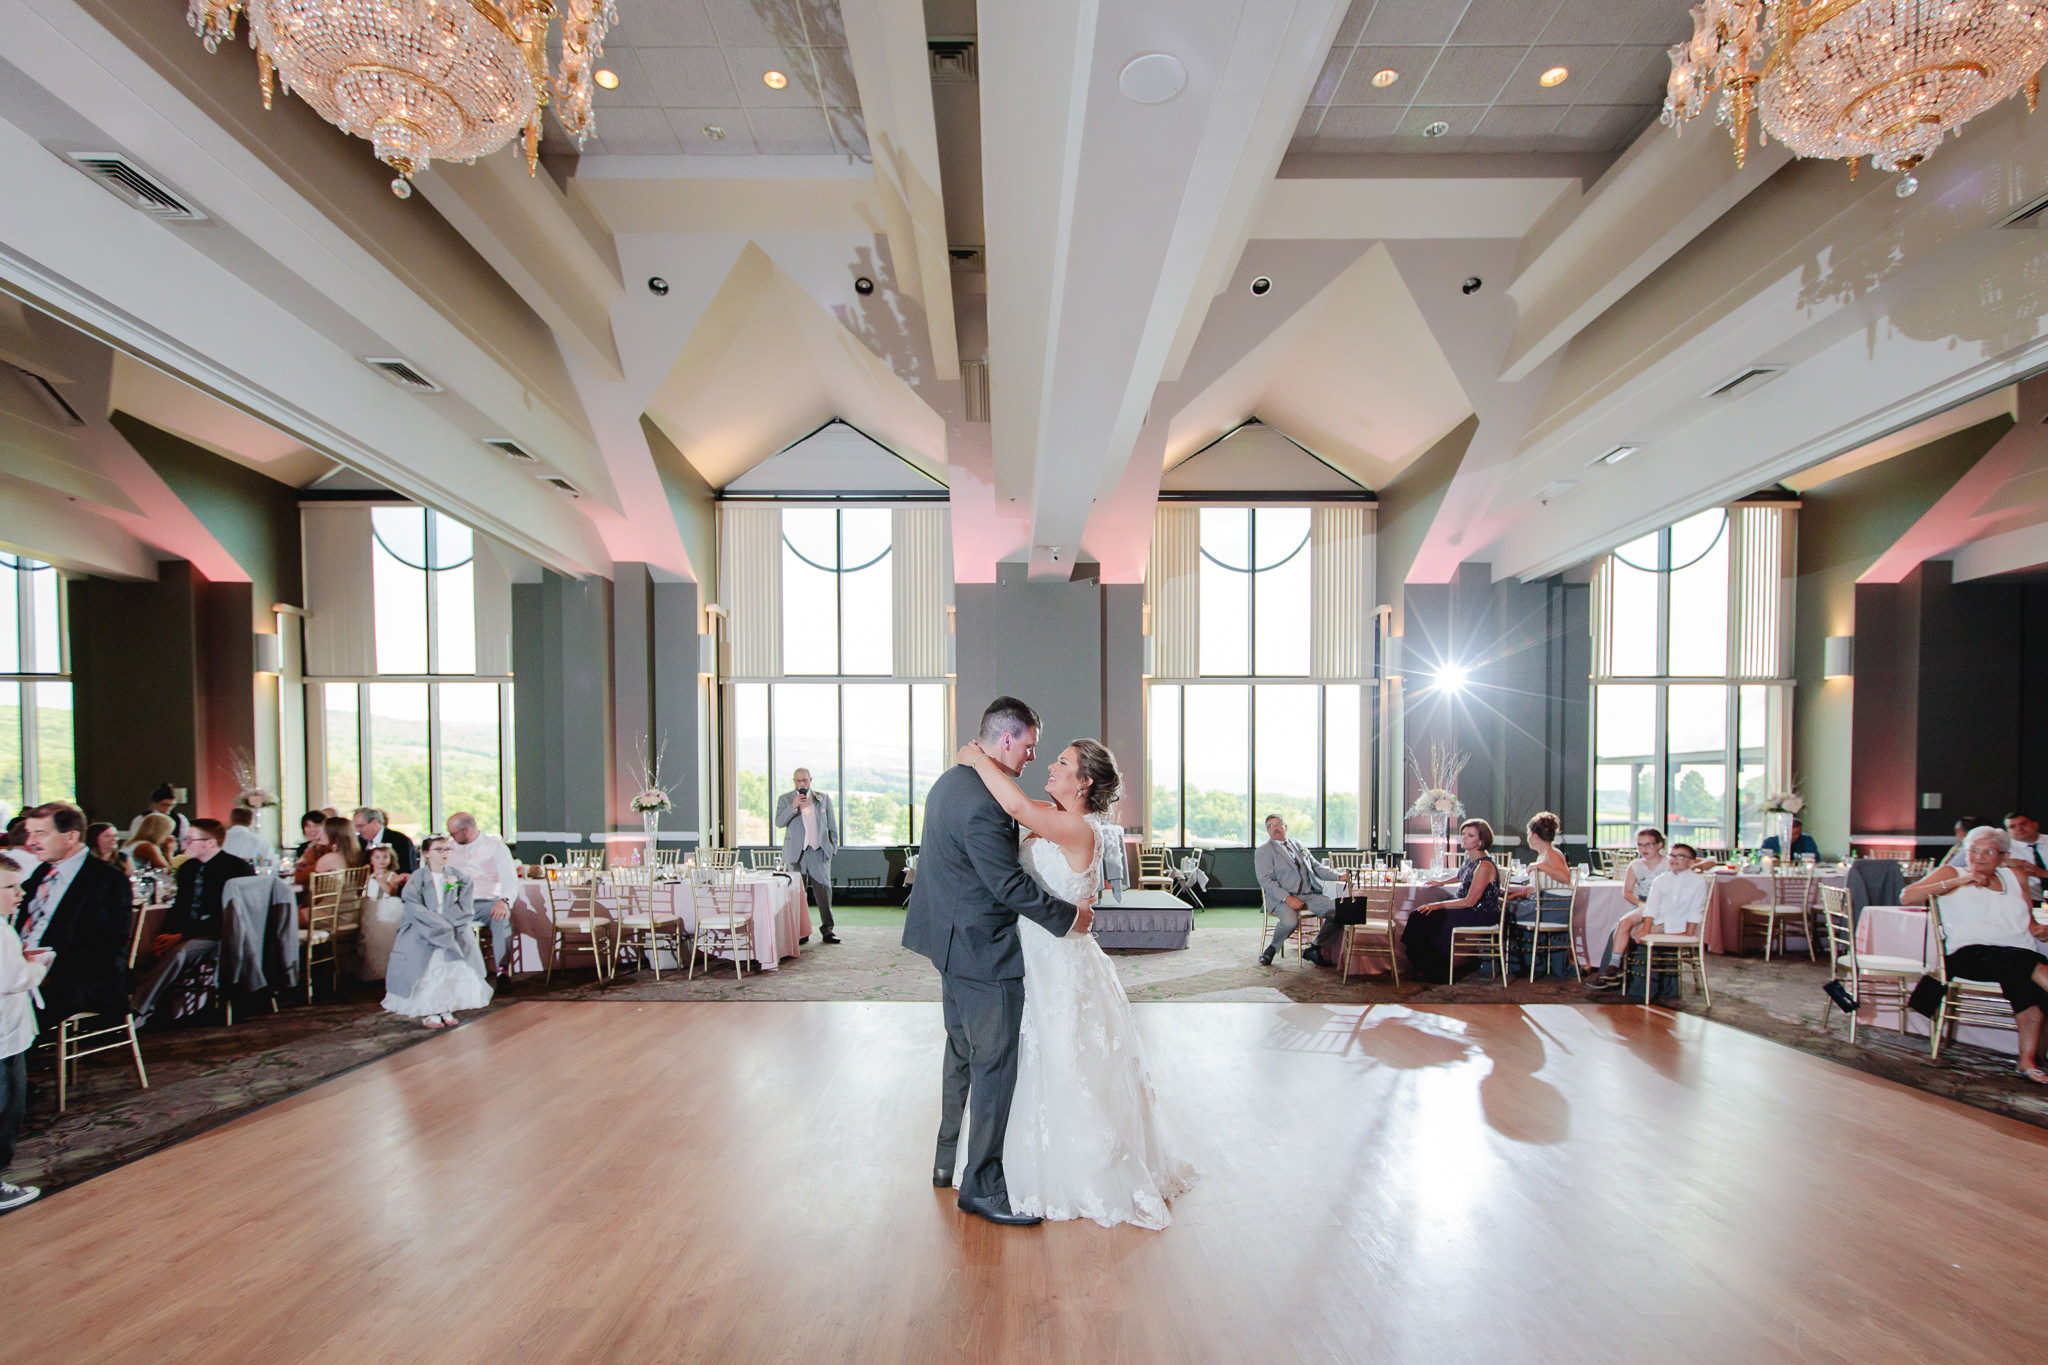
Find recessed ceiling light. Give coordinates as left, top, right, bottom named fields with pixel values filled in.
left=1422, top=120, right=1450, bottom=138
left=1372, top=68, right=1400, bottom=88
left=1540, top=66, right=1570, bottom=87
left=763, top=69, right=788, bottom=90
left=594, top=68, right=619, bottom=90
left=702, top=123, right=726, bottom=140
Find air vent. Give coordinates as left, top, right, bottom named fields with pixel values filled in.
left=1535, top=478, right=1579, bottom=504
left=483, top=437, right=539, bottom=463
left=540, top=475, right=580, bottom=496
left=929, top=41, right=977, bottom=82
left=1588, top=444, right=1640, bottom=467
left=10, top=366, right=85, bottom=427
left=362, top=357, right=443, bottom=392
left=1706, top=365, right=1785, bottom=398
left=2000, top=189, right=2048, bottom=229
left=963, top=359, right=990, bottom=423
left=67, top=153, right=205, bottom=221
left=948, top=246, right=985, bottom=271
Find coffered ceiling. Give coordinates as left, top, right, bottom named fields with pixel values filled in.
left=1293, top=0, right=1691, bottom=156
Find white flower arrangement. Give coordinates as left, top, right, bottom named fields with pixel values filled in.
left=1404, top=743, right=1469, bottom=822
left=1761, top=791, right=1805, bottom=816
left=630, top=733, right=674, bottom=814
left=229, top=747, right=275, bottom=808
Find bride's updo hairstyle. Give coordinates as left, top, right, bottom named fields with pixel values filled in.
left=1069, top=739, right=1122, bottom=815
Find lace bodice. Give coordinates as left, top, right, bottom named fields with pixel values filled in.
left=1020, top=815, right=1113, bottom=909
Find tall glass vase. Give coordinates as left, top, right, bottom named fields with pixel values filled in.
left=641, top=810, right=660, bottom=866
left=1429, top=811, right=1450, bottom=871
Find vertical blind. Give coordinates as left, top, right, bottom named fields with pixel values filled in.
left=893, top=506, right=950, bottom=677
left=1146, top=506, right=1199, bottom=677
left=1310, top=505, right=1374, bottom=679
left=719, top=504, right=782, bottom=677
left=302, top=505, right=374, bottom=676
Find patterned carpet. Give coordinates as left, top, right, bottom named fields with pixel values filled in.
left=9, top=922, right=2046, bottom=1200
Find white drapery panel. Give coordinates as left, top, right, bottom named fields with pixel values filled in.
left=893, top=507, right=950, bottom=677
left=1590, top=555, right=1615, bottom=678
left=1730, top=504, right=1793, bottom=679
left=1147, top=506, right=1199, bottom=678
left=473, top=537, right=514, bottom=677
left=1311, top=505, right=1375, bottom=679
left=301, top=505, right=374, bottom=676
left=720, top=505, right=782, bottom=678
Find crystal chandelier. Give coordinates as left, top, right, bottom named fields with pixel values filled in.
left=1663, top=1, right=2048, bottom=196
left=186, top=0, right=617, bottom=198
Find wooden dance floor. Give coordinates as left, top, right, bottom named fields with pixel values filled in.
left=7, top=1001, right=2046, bottom=1363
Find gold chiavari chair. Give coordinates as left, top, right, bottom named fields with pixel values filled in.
left=1522, top=866, right=1580, bottom=982
left=688, top=866, right=756, bottom=982
left=610, top=865, right=684, bottom=979
left=697, top=848, right=740, bottom=871
left=1446, top=902, right=1509, bottom=986
left=1624, top=872, right=1713, bottom=1007
left=1340, top=886, right=1400, bottom=985
left=1740, top=866, right=1820, bottom=960
left=1138, top=845, right=1174, bottom=892
left=1326, top=852, right=1370, bottom=875
left=565, top=847, right=602, bottom=871
left=1596, top=848, right=1632, bottom=879
left=1817, top=884, right=1919, bottom=1042
left=302, top=864, right=370, bottom=1003
left=47, top=1011, right=148, bottom=1113
left=544, top=864, right=616, bottom=984
left=1925, top=898, right=2020, bottom=1059
left=749, top=849, right=787, bottom=873
left=1899, top=859, right=1934, bottom=880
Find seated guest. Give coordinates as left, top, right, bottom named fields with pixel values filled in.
left=1504, top=811, right=1570, bottom=916
left=1400, top=820, right=1504, bottom=982
left=1589, top=844, right=1710, bottom=989
left=222, top=807, right=267, bottom=865
left=16, top=802, right=133, bottom=1030
left=122, top=814, right=176, bottom=874
left=2, top=821, right=34, bottom=875
left=356, top=845, right=410, bottom=980
left=2002, top=811, right=2048, bottom=899
left=1621, top=827, right=1670, bottom=908
left=1, top=859, right=54, bottom=1212
left=128, top=784, right=190, bottom=843
left=447, top=812, right=519, bottom=988
left=1904, top=826, right=2048, bottom=1083
left=1253, top=814, right=1350, bottom=968
left=130, top=820, right=254, bottom=1028
left=352, top=807, right=416, bottom=874
left=1760, top=818, right=1819, bottom=860
left=292, top=810, right=326, bottom=861
left=312, top=816, right=364, bottom=877
left=291, top=811, right=329, bottom=889
left=86, top=822, right=128, bottom=875
left=1944, top=816, right=1982, bottom=869
left=382, top=834, right=493, bottom=1029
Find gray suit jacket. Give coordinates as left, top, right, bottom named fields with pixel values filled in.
left=385, top=869, right=484, bottom=999
left=1254, top=838, right=1340, bottom=914
left=775, top=789, right=840, bottom=867
left=902, top=765, right=1078, bottom=981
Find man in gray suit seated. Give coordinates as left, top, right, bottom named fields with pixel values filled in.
left=1254, top=813, right=1350, bottom=968
left=774, top=768, right=840, bottom=945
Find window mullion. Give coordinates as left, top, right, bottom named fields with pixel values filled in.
left=424, top=512, right=440, bottom=676
left=357, top=684, right=372, bottom=809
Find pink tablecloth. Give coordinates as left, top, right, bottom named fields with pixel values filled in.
left=511, top=875, right=811, bottom=974
left=1704, top=869, right=1848, bottom=955
left=1857, top=905, right=2024, bottom=1056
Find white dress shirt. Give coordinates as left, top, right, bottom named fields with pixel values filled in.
left=1, top=919, right=51, bottom=1060
left=1643, top=869, right=1711, bottom=933
left=223, top=824, right=268, bottom=864
left=446, top=831, right=518, bottom=906
left=20, top=847, right=89, bottom=949
left=801, top=803, right=820, bottom=849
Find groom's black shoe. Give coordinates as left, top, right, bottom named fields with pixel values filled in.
left=933, top=1166, right=952, bottom=1187
left=958, top=1195, right=1043, bottom=1227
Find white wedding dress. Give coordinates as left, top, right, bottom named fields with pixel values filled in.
left=1004, top=814, right=1196, bottom=1230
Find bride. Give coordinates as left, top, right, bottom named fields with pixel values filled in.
left=955, top=737, right=1196, bottom=1230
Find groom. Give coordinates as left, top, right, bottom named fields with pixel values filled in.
left=904, top=695, right=1093, bottom=1227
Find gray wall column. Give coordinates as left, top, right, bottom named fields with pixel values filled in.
left=512, top=570, right=613, bottom=860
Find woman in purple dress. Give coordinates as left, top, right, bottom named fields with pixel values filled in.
left=1402, top=818, right=1504, bottom=982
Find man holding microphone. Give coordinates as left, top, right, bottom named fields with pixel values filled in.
left=775, top=768, right=841, bottom=945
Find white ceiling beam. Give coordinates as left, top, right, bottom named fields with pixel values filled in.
left=414, top=155, right=626, bottom=382
left=0, top=475, right=154, bottom=579
left=1498, top=125, right=1790, bottom=383
left=842, top=0, right=960, bottom=382
left=1952, top=518, right=2048, bottom=581
left=1248, top=175, right=1580, bottom=244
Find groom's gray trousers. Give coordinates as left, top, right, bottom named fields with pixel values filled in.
left=936, top=972, right=1027, bottom=1205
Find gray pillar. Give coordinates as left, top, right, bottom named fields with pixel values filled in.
left=512, top=570, right=613, bottom=861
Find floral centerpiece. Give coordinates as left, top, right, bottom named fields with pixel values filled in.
left=1406, top=743, right=1469, bottom=870
left=1760, top=790, right=1804, bottom=859
left=630, top=734, right=673, bottom=863
left=228, top=747, right=276, bottom=809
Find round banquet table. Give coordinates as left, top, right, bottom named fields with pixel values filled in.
left=510, top=873, right=811, bottom=973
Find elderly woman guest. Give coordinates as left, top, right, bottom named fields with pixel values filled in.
left=382, top=834, right=493, bottom=1029
left=1903, top=825, right=2048, bottom=1083
left=122, top=813, right=176, bottom=873
left=1402, top=819, right=1504, bottom=982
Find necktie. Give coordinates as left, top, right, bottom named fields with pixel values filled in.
left=22, top=871, right=61, bottom=948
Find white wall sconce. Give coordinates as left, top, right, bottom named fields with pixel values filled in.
left=1823, top=636, right=1854, bottom=678
left=252, top=633, right=282, bottom=675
